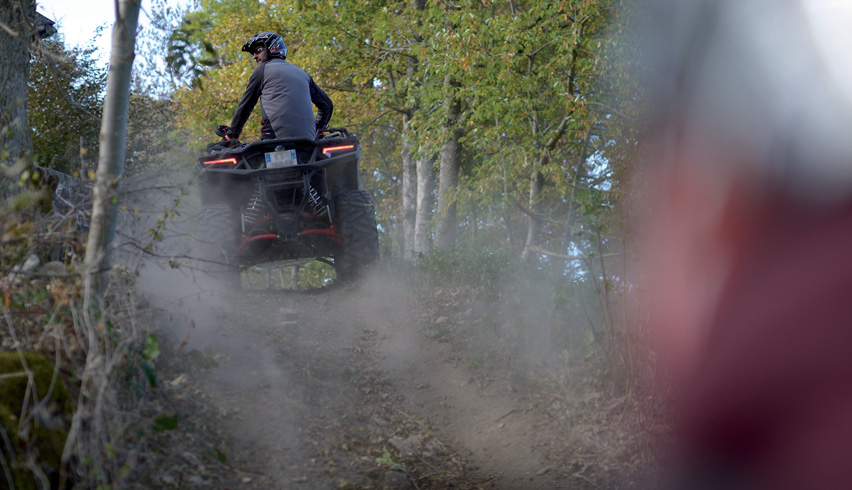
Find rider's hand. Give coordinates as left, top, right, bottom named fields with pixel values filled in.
left=216, top=125, right=239, bottom=140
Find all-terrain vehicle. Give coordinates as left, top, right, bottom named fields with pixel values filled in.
left=195, top=127, right=379, bottom=285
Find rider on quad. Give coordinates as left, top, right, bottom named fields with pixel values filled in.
left=197, top=33, right=377, bottom=286
left=222, top=32, right=333, bottom=142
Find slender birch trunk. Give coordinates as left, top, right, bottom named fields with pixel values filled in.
left=401, top=113, right=417, bottom=259
left=434, top=80, right=462, bottom=250
left=84, top=0, right=141, bottom=300
left=521, top=36, right=582, bottom=259
left=521, top=170, right=546, bottom=259
left=414, top=151, right=435, bottom=255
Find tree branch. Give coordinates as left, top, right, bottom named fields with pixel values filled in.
left=585, top=101, right=644, bottom=121
left=355, top=109, right=396, bottom=133
left=528, top=245, right=623, bottom=261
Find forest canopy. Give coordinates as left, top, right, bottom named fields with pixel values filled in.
left=165, top=0, right=638, bottom=265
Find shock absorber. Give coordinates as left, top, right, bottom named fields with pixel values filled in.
left=241, top=190, right=264, bottom=232
left=308, top=186, right=329, bottom=218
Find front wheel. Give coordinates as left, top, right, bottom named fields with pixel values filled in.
left=333, top=191, right=379, bottom=283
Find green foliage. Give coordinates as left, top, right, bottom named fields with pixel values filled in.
left=142, top=334, right=160, bottom=362
left=167, top=0, right=630, bottom=248
left=201, top=447, right=228, bottom=463
left=242, top=260, right=336, bottom=289
left=166, top=12, right=219, bottom=85
left=125, top=93, right=191, bottom=175
left=418, top=242, right=607, bottom=364
left=27, top=37, right=105, bottom=175
left=26, top=25, right=189, bottom=178
left=375, top=450, right=405, bottom=472
left=419, top=245, right=524, bottom=291
left=297, top=260, right=336, bottom=288
left=154, top=0, right=636, bottom=373
left=152, top=413, right=180, bottom=432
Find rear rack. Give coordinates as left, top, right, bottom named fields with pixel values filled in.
left=199, top=127, right=359, bottom=170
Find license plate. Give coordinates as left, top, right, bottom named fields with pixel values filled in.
left=265, top=149, right=298, bottom=168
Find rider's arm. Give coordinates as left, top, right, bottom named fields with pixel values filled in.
left=309, top=78, right=333, bottom=131
left=229, top=63, right=265, bottom=139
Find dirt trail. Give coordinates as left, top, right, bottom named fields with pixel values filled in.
left=364, top=279, right=577, bottom=489
left=135, top=261, right=579, bottom=489
left=122, top=181, right=596, bottom=488
left=382, top=340, right=568, bottom=489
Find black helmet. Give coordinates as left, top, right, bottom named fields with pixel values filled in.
left=241, top=32, right=287, bottom=59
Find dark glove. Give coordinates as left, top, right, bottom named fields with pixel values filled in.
left=215, top=125, right=240, bottom=147
left=215, top=125, right=238, bottom=139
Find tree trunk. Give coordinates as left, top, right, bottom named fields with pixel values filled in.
left=520, top=105, right=582, bottom=258
left=414, top=150, right=435, bottom=255
left=520, top=36, right=582, bottom=259
left=84, top=0, right=142, bottom=300
left=521, top=169, right=546, bottom=259
left=401, top=113, right=417, bottom=259
left=0, top=0, right=35, bottom=167
left=434, top=82, right=462, bottom=250
left=401, top=6, right=423, bottom=258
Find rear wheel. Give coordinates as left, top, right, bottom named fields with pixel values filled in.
left=198, top=204, right=242, bottom=288
left=333, top=191, right=379, bottom=283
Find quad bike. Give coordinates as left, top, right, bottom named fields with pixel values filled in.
left=195, top=126, right=379, bottom=285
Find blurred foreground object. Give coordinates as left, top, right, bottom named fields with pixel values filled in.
left=36, top=12, right=56, bottom=39
left=639, top=0, right=852, bottom=489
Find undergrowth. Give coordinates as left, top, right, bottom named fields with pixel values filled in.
left=415, top=245, right=609, bottom=374
left=1, top=177, right=166, bottom=489
left=412, top=244, right=663, bottom=487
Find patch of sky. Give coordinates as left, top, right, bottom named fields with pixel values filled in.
left=533, top=241, right=590, bottom=279
left=587, top=150, right=612, bottom=192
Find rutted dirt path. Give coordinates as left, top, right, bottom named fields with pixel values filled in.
left=111, top=169, right=646, bottom=489
left=120, top=184, right=633, bottom=488
left=134, top=265, right=597, bottom=489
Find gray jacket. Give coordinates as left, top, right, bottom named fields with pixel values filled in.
left=230, top=58, right=333, bottom=140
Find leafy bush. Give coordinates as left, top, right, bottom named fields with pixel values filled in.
left=416, top=244, right=608, bottom=369
left=417, top=245, right=526, bottom=292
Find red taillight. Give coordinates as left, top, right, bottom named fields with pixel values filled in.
left=203, top=158, right=238, bottom=167
left=322, top=145, right=355, bottom=157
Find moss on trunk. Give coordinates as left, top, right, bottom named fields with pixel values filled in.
left=0, top=352, right=73, bottom=490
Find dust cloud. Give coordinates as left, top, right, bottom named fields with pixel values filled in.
left=110, top=149, right=629, bottom=489
left=108, top=160, right=241, bottom=363
left=110, top=167, right=624, bottom=490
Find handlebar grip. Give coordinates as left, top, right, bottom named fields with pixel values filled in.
left=215, top=125, right=230, bottom=138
